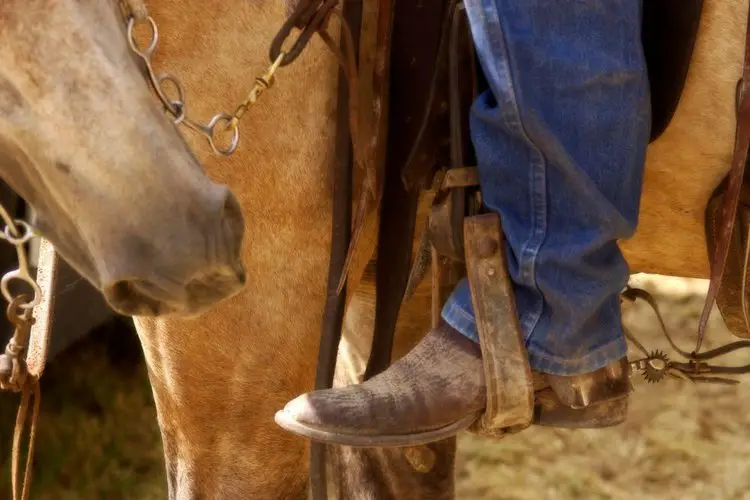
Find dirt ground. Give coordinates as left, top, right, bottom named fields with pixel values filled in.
left=1, top=274, right=749, bottom=499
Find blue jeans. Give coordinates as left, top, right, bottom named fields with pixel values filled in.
left=441, top=0, right=651, bottom=376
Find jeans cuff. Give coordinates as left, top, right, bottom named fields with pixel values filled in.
left=526, top=334, right=627, bottom=376
left=441, top=279, right=627, bottom=376
left=440, top=279, right=479, bottom=343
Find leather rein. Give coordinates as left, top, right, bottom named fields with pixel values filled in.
left=0, top=207, right=45, bottom=500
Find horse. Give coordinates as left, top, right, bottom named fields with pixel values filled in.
left=0, top=0, right=246, bottom=319
left=103, top=0, right=750, bottom=498
left=9, top=0, right=748, bottom=498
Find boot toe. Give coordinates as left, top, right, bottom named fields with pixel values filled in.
left=281, top=393, right=321, bottom=425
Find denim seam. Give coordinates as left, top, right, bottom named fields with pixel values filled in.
left=478, top=0, right=547, bottom=340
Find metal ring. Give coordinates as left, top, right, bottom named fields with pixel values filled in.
left=206, top=113, right=240, bottom=156
left=127, top=16, right=158, bottom=58
left=6, top=295, right=31, bottom=325
left=1, top=270, right=41, bottom=311
left=155, top=73, right=187, bottom=124
left=165, top=100, right=186, bottom=126
left=2, top=221, right=34, bottom=246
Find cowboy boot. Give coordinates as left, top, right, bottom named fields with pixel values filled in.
left=274, top=321, right=631, bottom=448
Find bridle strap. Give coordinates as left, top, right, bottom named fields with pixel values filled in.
left=120, top=0, right=147, bottom=21
left=9, top=240, right=58, bottom=500
left=11, top=378, right=39, bottom=500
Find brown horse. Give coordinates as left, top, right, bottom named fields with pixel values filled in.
left=36, top=0, right=747, bottom=498
left=0, top=0, right=246, bottom=318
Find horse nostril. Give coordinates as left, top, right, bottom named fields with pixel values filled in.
left=103, top=279, right=161, bottom=316
left=107, top=280, right=135, bottom=304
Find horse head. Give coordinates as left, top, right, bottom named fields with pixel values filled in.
left=0, top=0, right=246, bottom=317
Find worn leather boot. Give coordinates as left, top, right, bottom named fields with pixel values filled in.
left=274, top=323, right=631, bottom=447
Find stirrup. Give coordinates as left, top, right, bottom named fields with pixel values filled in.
left=462, top=213, right=632, bottom=436
left=463, top=213, right=535, bottom=437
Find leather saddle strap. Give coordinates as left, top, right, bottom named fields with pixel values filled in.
left=362, top=0, right=452, bottom=380
left=308, top=1, right=362, bottom=498
left=698, top=4, right=750, bottom=352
